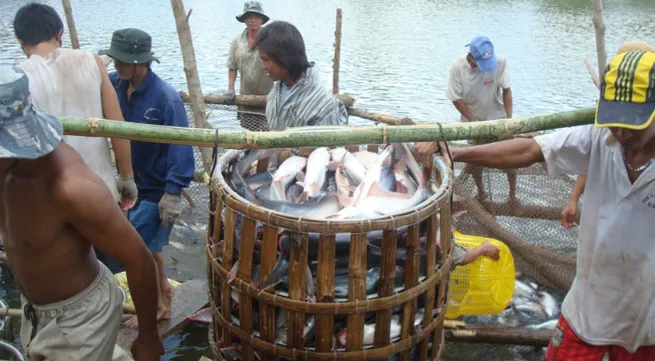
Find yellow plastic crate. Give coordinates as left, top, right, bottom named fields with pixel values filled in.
left=444, top=231, right=515, bottom=319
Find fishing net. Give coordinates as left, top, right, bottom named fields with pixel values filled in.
left=449, top=139, right=580, bottom=292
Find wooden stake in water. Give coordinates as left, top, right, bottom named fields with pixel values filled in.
left=170, top=0, right=213, bottom=174
left=592, top=0, right=607, bottom=77
left=333, top=8, right=343, bottom=95
left=61, top=0, right=80, bottom=49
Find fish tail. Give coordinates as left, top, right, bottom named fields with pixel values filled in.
left=305, top=265, right=316, bottom=302
left=261, top=257, right=289, bottom=290
left=227, top=260, right=240, bottom=284
left=337, top=328, right=348, bottom=348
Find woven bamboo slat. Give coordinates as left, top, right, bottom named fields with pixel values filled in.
left=206, top=147, right=454, bottom=361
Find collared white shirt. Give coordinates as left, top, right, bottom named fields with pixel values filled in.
left=535, top=124, right=655, bottom=352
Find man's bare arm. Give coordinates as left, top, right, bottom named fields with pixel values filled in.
left=451, top=138, right=545, bottom=169
left=228, top=69, right=237, bottom=92
left=452, top=100, right=477, bottom=121
left=58, top=168, right=159, bottom=337
left=94, top=54, right=133, bottom=179
left=503, top=88, right=513, bottom=119
left=570, top=174, right=586, bottom=201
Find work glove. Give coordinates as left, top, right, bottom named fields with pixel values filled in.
left=116, top=176, right=138, bottom=210
left=224, top=90, right=236, bottom=104
left=158, top=193, right=181, bottom=229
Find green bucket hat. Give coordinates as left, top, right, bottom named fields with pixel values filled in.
left=99, top=28, right=160, bottom=64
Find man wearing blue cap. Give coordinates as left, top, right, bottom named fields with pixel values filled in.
left=419, top=50, right=655, bottom=360
left=0, top=66, right=163, bottom=360
left=442, top=35, right=516, bottom=202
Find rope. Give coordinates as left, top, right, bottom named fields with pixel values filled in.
left=436, top=122, right=454, bottom=208
left=209, top=128, right=219, bottom=180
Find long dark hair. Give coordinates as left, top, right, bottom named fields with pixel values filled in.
left=253, top=21, right=311, bottom=81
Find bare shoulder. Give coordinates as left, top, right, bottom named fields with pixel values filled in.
left=50, top=145, right=115, bottom=217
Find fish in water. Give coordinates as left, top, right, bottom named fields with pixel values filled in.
left=526, top=319, right=558, bottom=331
left=270, top=156, right=307, bottom=201
left=538, top=291, right=560, bottom=319
left=512, top=299, right=548, bottom=322
left=514, top=280, right=538, bottom=299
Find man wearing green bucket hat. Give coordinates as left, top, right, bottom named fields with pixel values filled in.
left=226, top=1, right=274, bottom=131
left=100, top=28, right=195, bottom=328
left=418, top=50, right=655, bottom=360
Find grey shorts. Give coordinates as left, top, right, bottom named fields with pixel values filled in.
left=20, top=262, right=133, bottom=361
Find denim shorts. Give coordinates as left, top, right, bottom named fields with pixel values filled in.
left=95, top=199, right=174, bottom=274
left=127, top=199, right=174, bottom=254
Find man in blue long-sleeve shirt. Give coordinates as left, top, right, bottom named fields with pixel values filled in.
left=100, top=28, right=195, bottom=326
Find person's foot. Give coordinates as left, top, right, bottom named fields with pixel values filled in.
left=157, top=283, right=175, bottom=321
left=122, top=283, right=175, bottom=329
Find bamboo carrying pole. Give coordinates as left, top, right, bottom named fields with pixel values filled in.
left=61, top=0, right=80, bottom=49
left=333, top=9, right=342, bottom=95
left=170, top=0, right=214, bottom=173
left=60, top=107, right=595, bottom=149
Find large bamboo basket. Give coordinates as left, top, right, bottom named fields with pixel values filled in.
left=205, top=144, right=454, bottom=361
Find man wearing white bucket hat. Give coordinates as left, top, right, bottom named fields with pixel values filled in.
left=0, top=66, right=162, bottom=360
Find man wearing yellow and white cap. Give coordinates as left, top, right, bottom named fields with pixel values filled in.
left=560, top=40, right=655, bottom=229
left=418, top=50, right=655, bottom=360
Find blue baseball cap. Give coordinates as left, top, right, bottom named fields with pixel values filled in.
left=467, top=36, right=498, bottom=72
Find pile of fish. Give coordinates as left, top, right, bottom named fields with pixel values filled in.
left=460, top=275, right=561, bottom=331
left=225, top=143, right=434, bottom=220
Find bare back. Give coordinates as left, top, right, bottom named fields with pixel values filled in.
left=0, top=143, right=107, bottom=305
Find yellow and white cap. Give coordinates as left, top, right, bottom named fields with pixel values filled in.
left=596, top=50, right=655, bottom=130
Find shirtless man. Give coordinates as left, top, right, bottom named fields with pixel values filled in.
left=0, top=66, right=163, bottom=360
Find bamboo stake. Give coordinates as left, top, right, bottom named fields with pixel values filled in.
left=0, top=308, right=23, bottom=318
left=179, top=91, right=411, bottom=126
left=333, top=9, right=342, bottom=95
left=180, top=91, right=356, bottom=108
left=592, top=0, right=607, bottom=77
left=444, top=326, right=551, bottom=346
left=61, top=107, right=595, bottom=149
left=170, top=0, right=213, bottom=173
left=61, top=0, right=80, bottom=49
left=584, top=56, right=601, bottom=89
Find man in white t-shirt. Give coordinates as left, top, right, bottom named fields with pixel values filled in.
left=445, top=36, right=516, bottom=202
left=418, top=50, right=655, bottom=361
